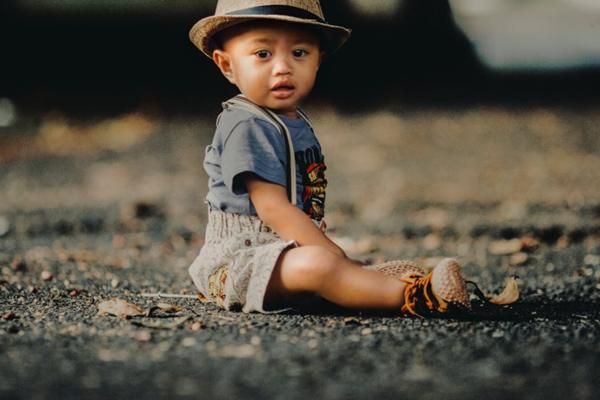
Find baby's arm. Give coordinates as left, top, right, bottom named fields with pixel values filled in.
left=243, top=173, right=346, bottom=258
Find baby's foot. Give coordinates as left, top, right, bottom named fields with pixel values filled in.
left=400, top=258, right=471, bottom=317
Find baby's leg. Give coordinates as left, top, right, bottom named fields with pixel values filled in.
left=265, top=246, right=407, bottom=310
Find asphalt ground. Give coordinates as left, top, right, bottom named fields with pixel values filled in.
left=1, top=105, right=599, bottom=399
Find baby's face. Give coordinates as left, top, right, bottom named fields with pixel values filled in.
left=213, top=22, right=322, bottom=118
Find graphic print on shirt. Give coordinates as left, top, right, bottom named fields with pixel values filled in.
left=296, top=145, right=327, bottom=221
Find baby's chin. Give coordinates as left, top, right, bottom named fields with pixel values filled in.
left=243, top=93, right=304, bottom=116
left=266, top=101, right=302, bottom=117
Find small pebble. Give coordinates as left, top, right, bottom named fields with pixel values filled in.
left=68, top=289, right=78, bottom=298
left=250, top=336, right=261, bottom=346
left=492, top=330, right=504, bottom=338
left=583, top=254, right=600, bottom=266
left=190, top=322, right=203, bottom=331
left=181, top=337, right=197, bottom=347
left=135, top=331, right=152, bottom=342
left=110, top=278, right=120, bottom=289
left=41, top=271, right=53, bottom=282
left=361, top=328, right=373, bottom=336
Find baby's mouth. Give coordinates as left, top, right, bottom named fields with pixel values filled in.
left=271, top=83, right=296, bottom=99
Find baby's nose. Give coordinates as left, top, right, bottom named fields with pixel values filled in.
left=272, top=56, right=293, bottom=75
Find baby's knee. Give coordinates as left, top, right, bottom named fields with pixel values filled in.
left=282, top=246, right=339, bottom=290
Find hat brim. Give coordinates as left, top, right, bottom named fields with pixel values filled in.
left=189, top=14, right=351, bottom=58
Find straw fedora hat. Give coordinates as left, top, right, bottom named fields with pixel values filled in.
left=189, top=0, right=352, bottom=58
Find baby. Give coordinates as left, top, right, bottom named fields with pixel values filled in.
left=188, top=0, right=471, bottom=316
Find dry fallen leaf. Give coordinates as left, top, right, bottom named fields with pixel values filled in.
left=156, top=303, right=183, bottom=313
left=131, top=315, right=191, bottom=330
left=343, top=317, right=366, bottom=325
left=509, top=252, right=529, bottom=266
left=520, top=236, right=540, bottom=252
left=488, top=277, right=520, bottom=305
left=145, top=302, right=185, bottom=317
left=197, top=292, right=208, bottom=302
left=97, top=298, right=145, bottom=318
left=2, top=311, right=16, bottom=321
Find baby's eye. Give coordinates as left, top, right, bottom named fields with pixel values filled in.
left=292, top=49, right=308, bottom=57
left=255, top=50, right=271, bottom=59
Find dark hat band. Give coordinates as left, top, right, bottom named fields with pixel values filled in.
left=225, top=5, right=325, bottom=23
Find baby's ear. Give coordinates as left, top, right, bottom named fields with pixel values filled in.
left=319, top=51, right=326, bottom=66
left=212, top=49, right=236, bottom=84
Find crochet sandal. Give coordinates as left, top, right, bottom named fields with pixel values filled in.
left=399, top=258, right=471, bottom=317
left=363, top=259, right=426, bottom=280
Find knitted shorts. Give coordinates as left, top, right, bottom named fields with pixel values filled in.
left=188, top=210, right=296, bottom=313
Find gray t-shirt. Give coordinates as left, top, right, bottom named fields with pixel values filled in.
left=204, top=106, right=327, bottom=221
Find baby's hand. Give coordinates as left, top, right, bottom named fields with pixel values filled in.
left=360, top=257, right=386, bottom=266
left=318, top=219, right=327, bottom=233
left=348, top=257, right=368, bottom=266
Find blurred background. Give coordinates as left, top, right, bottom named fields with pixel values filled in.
left=2, top=4, right=599, bottom=398
left=0, top=0, right=599, bottom=216
left=3, top=0, right=600, bottom=113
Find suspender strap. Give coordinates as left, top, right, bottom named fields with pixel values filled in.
left=222, top=94, right=312, bottom=206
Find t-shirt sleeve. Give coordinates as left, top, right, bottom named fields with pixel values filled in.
left=221, top=117, right=287, bottom=195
